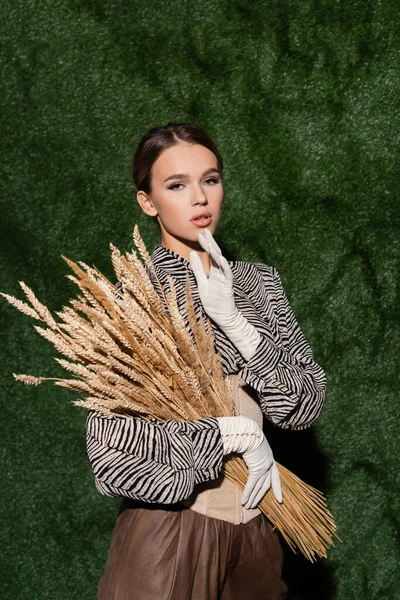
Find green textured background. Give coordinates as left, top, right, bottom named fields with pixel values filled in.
left=1, top=1, right=399, bottom=598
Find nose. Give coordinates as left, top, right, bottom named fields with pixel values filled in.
left=191, top=182, right=208, bottom=206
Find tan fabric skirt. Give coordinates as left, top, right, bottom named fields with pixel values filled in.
left=98, top=499, right=288, bottom=600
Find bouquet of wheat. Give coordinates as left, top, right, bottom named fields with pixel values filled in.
left=1, top=224, right=339, bottom=562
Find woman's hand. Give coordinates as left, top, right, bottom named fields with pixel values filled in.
left=190, top=229, right=261, bottom=362
left=216, top=415, right=282, bottom=508
left=189, top=229, right=238, bottom=329
left=241, top=436, right=282, bottom=509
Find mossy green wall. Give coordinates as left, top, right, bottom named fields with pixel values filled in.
left=1, top=1, right=398, bottom=598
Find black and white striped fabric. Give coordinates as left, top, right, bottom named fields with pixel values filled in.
left=86, top=244, right=326, bottom=503
left=87, top=414, right=223, bottom=503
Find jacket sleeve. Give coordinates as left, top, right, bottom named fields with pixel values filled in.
left=238, top=265, right=326, bottom=431
left=86, top=410, right=224, bottom=503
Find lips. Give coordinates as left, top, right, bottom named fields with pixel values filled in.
left=191, top=211, right=212, bottom=221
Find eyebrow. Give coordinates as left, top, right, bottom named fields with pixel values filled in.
left=163, top=167, right=221, bottom=183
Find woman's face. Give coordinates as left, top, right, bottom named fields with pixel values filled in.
left=137, top=142, right=224, bottom=250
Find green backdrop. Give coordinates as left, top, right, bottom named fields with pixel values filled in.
left=1, top=1, right=398, bottom=598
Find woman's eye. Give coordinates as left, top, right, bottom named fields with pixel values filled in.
left=168, top=177, right=220, bottom=190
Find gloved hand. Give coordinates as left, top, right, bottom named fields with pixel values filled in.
left=189, top=229, right=261, bottom=361
left=216, top=415, right=282, bottom=508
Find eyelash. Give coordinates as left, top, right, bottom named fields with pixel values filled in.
left=168, top=177, right=221, bottom=191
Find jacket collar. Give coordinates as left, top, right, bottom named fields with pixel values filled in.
left=150, top=244, right=197, bottom=283
left=150, top=244, right=247, bottom=299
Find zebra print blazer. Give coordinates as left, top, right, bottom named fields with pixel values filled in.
left=86, top=244, right=326, bottom=504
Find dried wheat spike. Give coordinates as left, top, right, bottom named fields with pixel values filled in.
left=133, top=223, right=152, bottom=266
left=0, top=292, right=42, bottom=321
left=13, top=374, right=49, bottom=386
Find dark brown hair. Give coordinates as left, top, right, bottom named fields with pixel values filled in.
left=132, top=122, right=224, bottom=194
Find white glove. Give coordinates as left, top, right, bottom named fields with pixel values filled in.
left=189, top=229, right=261, bottom=361
left=216, top=415, right=282, bottom=508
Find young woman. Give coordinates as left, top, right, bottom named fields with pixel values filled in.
left=86, top=122, right=327, bottom=599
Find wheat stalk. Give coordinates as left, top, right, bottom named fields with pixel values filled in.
left=1, top=224, right=339, bottom=561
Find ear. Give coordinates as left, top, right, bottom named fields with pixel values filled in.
left=136, top=191, right=158, bottom=217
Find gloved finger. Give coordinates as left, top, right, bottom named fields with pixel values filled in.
left=254, top=470, right=271, bottom=506
left=243, top=471, right=269, bottom=509
left=248, top=469, right=272, bottom=509
left=271, top=462, right=283, bottom=503
left=241, top=474, right=257, bottom=507
left=204, top=232, right=234, bottom=283
left=197, top=232, right=211, bottom=255
left=204, top=229, right=222, bottom=256
left=196, top=236, right=222, bottom=277
left=201, top=236, right=223, bottom=271
left=218, top=254, right=234, bottom=283
left=203, top=230, right=226, bottom=267
left=196, top=236, right=222, bottom=275
left=251, top=469, right=273, bottom=508
left=204, top=230, right=224, bottom=264
left=189, top=251, right=208, bottom=287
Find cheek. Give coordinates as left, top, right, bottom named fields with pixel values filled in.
left=155, top=191, right=187, bottom=219
left=210, top=185, right=224, bottom=205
